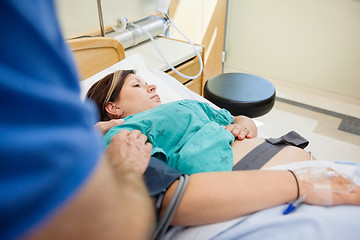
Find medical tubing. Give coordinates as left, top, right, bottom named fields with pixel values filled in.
left=152, top=174, right=189, bottom=240
left=155, top=175, right=188, bottom=238
left=165, top=13, right=204, bottom=79
left=130, top=15, right=203, bottom=80
left=165, top=13, right=204, bottom=75
left=153, top=176, right=184, bottom=236
left=151, top=175, right=187, bottom=240
left=157, top=174, right=189, bottom=239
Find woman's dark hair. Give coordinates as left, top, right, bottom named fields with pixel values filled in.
left=86, top=69, right=135, bottom=121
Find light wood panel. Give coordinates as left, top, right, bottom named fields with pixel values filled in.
left=68, top=37, right=125, bottom=80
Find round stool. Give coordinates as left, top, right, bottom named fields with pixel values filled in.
left=204, top=73, right=276, bottom=118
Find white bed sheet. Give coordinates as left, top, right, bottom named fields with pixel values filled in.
left=81, top=55, right=360, bottom=240
left=165, top=160, right=360, bottom=240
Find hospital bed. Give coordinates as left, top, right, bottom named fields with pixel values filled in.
left=69, top=37, right=360, bottom=240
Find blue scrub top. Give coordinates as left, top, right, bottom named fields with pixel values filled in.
left=0, top=1, right=102, bottom=239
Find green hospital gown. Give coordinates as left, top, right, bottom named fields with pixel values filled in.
left=103, top=99, right=235, bottom=175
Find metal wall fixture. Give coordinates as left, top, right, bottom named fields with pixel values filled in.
left=96, top=0, right=168, bottom=49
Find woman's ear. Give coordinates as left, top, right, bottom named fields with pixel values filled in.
left=105, top=102, right=123, bottom=119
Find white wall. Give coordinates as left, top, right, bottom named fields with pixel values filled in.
left=224, top=0, right=360, bottom=100
left=55, top=0, right=160, bottom=38
left=169, top=0, right=227, bottom=80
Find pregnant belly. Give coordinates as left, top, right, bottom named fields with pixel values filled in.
left=231, top=138, right=312, bottom=169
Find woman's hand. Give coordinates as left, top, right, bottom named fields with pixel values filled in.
left=225, top=115, right=258, bottom=140
left=303, top=179, right=360, bottom=206
left=296, top=167, right=360, bottom=206
left=96, top=119, right=124, bottom=135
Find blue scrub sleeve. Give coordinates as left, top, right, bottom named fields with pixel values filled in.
left=0, top=1, right=102, bottom=239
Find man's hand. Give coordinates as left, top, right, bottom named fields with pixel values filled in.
left=96, top=119, right=124, bottom=135
left=106, top=130, right=152, bottom=175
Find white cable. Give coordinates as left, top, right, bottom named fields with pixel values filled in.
left=130, top=14, right=203, bottom=80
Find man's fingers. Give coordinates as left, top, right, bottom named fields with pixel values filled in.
left=111, top=118, right=124, bottom=126
left=138, top=132, right=148, bottom=143
left=115, top=129, right=131, bottom=138
left=145, top=142, right=153, bottom=152
left=116, top=130, right=149, bottom=146
left=107, top=118, right=124, bottom=127
left=127, top=130, right=142, bottom=140
left=96, top=119, right=125, bottom=135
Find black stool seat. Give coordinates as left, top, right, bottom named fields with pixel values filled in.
left=204, top=73, right=276, bottom=118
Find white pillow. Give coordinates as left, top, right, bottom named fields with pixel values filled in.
left=81, top=54, right=180, bottom=102
left=80, top=53, right=219, bottom=109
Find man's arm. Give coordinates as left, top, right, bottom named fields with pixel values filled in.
left=27, top=130, right=154, bottom=240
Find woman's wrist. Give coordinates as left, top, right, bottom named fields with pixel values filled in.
left=287, top=170, right=312, bottom=200
left=297, top=176, right=313, bottom=198
left=288, top=170, right=299, bottom=199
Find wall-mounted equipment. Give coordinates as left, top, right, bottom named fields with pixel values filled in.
left=96, top=0, right=202, bottom=80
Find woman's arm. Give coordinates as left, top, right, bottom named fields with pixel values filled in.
left=162, top=170, right=297, bottom=226
left=161, top=170, right=360, bottom=226
left=225, top=116, right=258, bottom=140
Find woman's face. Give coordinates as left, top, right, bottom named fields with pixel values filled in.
left=114, top=74, right=161, bottom=118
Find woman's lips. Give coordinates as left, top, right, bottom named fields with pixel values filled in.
left=151, top=94, right=160, bottom=100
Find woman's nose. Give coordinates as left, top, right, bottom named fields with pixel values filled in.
left=148, top=84, right=157, bottom=92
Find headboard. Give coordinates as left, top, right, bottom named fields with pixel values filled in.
left=68, top=37, right=125, bottom=80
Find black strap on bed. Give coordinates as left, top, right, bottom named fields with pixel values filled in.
left=232, top=131, right=309, bottom=171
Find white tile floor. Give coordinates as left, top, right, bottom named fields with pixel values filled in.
left=254, top=89, right=360, bottom=164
